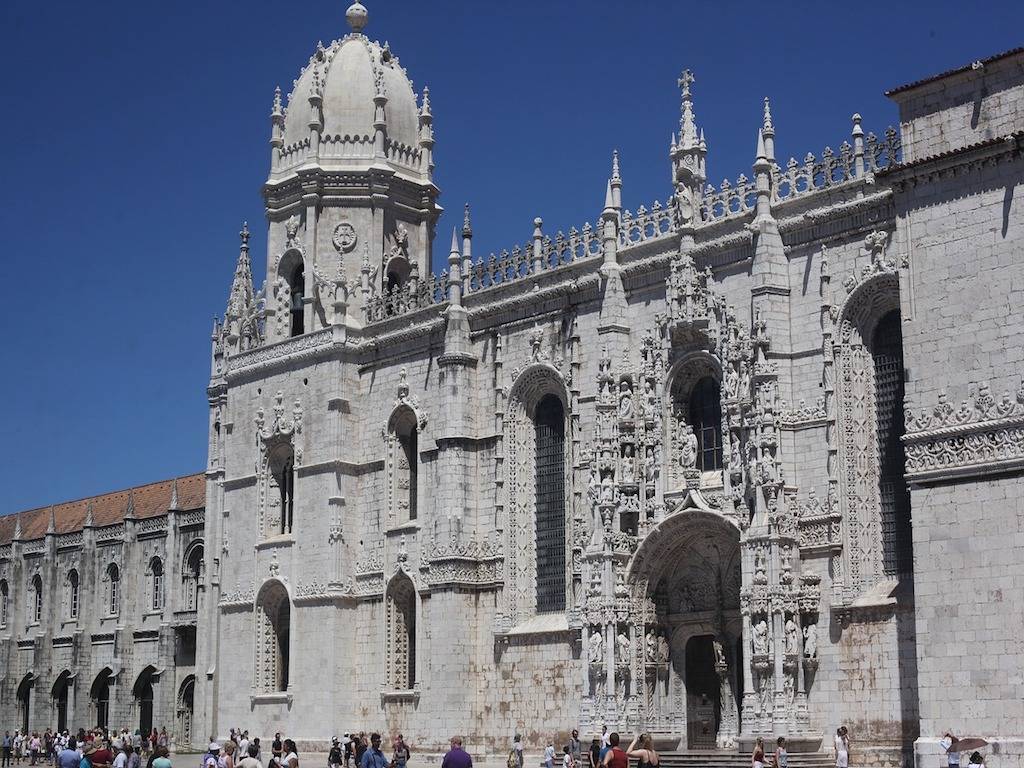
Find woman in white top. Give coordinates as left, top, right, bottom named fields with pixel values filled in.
left=834, top=727, right=849, bottom=768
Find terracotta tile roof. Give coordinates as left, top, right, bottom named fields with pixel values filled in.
left=0, top=473, right=205, bottom=545
left=885, top=48, right=1024, bottom=97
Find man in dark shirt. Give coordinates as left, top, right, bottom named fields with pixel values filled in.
left=440, top=738, right=471, bottom=768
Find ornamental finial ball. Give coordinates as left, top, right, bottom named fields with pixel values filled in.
left=346, top=1, right=368, bottom=32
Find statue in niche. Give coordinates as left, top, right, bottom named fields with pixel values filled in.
left=678, top=422, right=698, bottom=469
left=785, top=617, right=800, bottom=655
left=643, top=378, right=657, bottom=417
left=601, top=472, right=615, bottom=504
left=752, top=619, right=769, bottom=655
left=725, top=365, right=739, bottom=399
left=588, top=630, right=604, bottom=664
left=620, top=445, right=635, bottom=483
left=617, top=631, right=631, bottom=664
left=618, top=380, right=634, bottom=420
left=616, top=671, right=628, bottom=700
left=643, top=446, right=657, bottom=484
left=738, top=359, right=750, bottom=397
left=713, top=637, right=727, bottom=667
left=658, top=634, right=670, bottom=663
left=645, top=629, right=658, bottom=662
left=803, top=623, right=818, bottom=659
left=587, top=465, right=601, bottom=534
left=826, top=483, right=838, bottom=513
left=754, top=549, right=767, bottom=582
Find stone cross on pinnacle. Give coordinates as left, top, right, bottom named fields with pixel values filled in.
left=678, top=69, right=695, bottom=99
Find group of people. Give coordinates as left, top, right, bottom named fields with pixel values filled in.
left=1, top=728, right=172, bottom=768
left=202, top=730, right=298, bottom=768
left=513, top=728, right=660, bottom=768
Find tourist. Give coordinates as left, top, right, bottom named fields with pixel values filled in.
left=625, top=734, right=658, bottom=768
left=204, top=744, right=220, bottom=768
left=354, top=736, right=367, bottom=768
left=359, top=735, right=387, bottom=768
left=80, top=745, right=98, bottom=768
left=131, top=736, right=141, bottom=757
left=271, top=736, right=282, bottom=768
left=600, top=734, right=626, bottom=768
left=238, top=735, right=249, bottom=762
left=90, top=739, right=112, bottom=768
left=391, top=736, right=409, bottom=768
left=599, top=730, right=609, bottom=752
left=440, top=738, right=471, bottom=768
left=511, top=736, right=523, bottom=768
left=57, top=740, right=79, bottom=768
left=774, top=738, right=788, bottom=768
left=251, top=740, right=262, bottom=765
left=111, top=746, right=127, bottom=768
left=128, top=748, right=141, bottom=768
left=150, top=748, right=171, bottom=768
left=281, top=740, right=298, bottom=768
left=941, top=733, right=960, bottom=768
left=588, top=739, right=599, bottom=768
left=30, top=733, right=41, bottom=765
left=220, top=742, right=236, bottom=768
left=544, top=741, right=555, bottom=768
left=156, top=733, right=167, bottom=754
left=238, top=744, right=261, bottom=768
left=562, top=747, right=573, bottom=768
left=3, top=731, right=12, bottom=768
left=751, top=737, right=765, bottom=768
left=329, top=739, right=344, bottom=768
left=834, top=728, right=849, bottom=768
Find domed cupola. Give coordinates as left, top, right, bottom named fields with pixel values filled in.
left=260, top=1, right=441, bottom=343
left=269, top=1, right=430, bottom=181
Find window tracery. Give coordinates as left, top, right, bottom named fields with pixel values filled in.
left=385, top=572, right=416, bottom=690
left=667, top=356, right=723, bottom=486
left=385, top=370, right=427, bottom=526
left=104, top=563, right=120, bottom=616
left=182, top=543, right=205, bottom=611
left=31, top=574, right=42, bottom=624
left=254, top=580, right=290, bottom=692
left=0, top=580, right=8, bottom=627
left=148, top=557, right=164, bottom=611
left=255, top=391, right=303, bottom=538
left=66, top=570, right=80, bottom=620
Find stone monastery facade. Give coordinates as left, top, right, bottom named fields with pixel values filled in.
left=2, top=4, right=1023, bottom=767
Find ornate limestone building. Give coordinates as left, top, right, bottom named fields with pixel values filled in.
left=2, top=4, right=1023, bottom=767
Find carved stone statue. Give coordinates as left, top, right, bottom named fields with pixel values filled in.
left=620, top=444, right=635, bottom=483
left=752, top=619, right=769, bottom=655
left=618, top=380, right=634, bottom=420
left=617, top=631, right=631, bottom=663
left=713, top=637, right=727, bottom=667
left=643, top=378, right=657, bottom=418
left=600, top=472, right=615, bottom=504
left=587, top=465, right=601, bottom=535
left=588, top=630, right=604, bottom=664
left=726, top=365, right=739, bottom=399
left=645, top=629, right=658, bottom=662
left=785, top=617, right=800, bottom=655
left=643, top=446, right=657, bottom=484
left=658, top=634, right=670, bottom=663
left=754, top=549, right=767, bottom=582
left=679, top=422, right=698, bottom=469
left=803, top=623, right=818, bottom=659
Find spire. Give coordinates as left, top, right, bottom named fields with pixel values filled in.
left=761, top=97, right=775, bottom=162
left=755, top=128, right=768, bottom=166
left=450, top=227, right=460, bottom=257
left=46, top=506, right=56, bottom=535
left=169, top=477, right=180, bottom=511
left=603, top=179, right=615, bottom=212
left=418, top=86, right=434, bottom=178
left=419, top=85, right=432, bottom=118
left=462, top=203, right=473, bottom=238
left=677, top=69, right=699, bottom=149
left=226, top=222, right=256, bottom=324
left=84, top=502, right=94, bottom=528
left=270, top=86, right=285, bottom=171
left=609, top=150, right=622, bottom=210
left=13, top=514, right=21, bottom=540
left=125, top=490, right=136, bottom=519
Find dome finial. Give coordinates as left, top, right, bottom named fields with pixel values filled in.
left=346, top=1, right=368, bottom=32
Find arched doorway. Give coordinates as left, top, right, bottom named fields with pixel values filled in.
left=52, top=672, right=72, bottom=733
left=177, top=676, right=195, bottom=750
left=133, top=666, right=157, bottom=736
left=628, top=509, right=742, bottom=748
left=16, top=674, right=33, bottom=733
left=255, top=580, right=291, bottom=693
left=90, top=669, right=113, bottom=731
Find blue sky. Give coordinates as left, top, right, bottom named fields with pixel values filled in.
left=0, top=0, right=1020, bottom=511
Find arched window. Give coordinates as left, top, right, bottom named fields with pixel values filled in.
left=17, top=674, right=33, bottom=734
left=182, top=544, right=204, bottom=611
left=872, top=310, right=912, bottom=575
left=106, top=564, right=120, bottom=616
left=52, top=671, right=71, bottom=733
left=31, top=575, right=42, bottom=624
left=385, top=573, right=416, bottom=690
left=689, top=377, right=724, bottom=472
left=133, top=666, right=157, bottom=736
left=391, top=409, right=419, bottom=523
left=289, top=263, right=305, bottom=337
left=269, top=445, right=296, bottom=535
left=255, top=581, right=290, bottom=692
left=149, top=558, right=164, bottom=611
left=534, top=394, right=566, bottom=614
left=67, top=570, right=80, bottom=620
left=90, top=669, right=112, bottom=731
left=0, top=580, right=8, bottom=628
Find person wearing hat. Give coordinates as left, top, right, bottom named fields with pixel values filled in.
left=329, top=740, right=343, bottom=768
left=204, top=745, right=220, bottom=768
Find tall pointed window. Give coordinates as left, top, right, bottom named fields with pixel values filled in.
left=534, top=394, right=566, bottom=614
left=873, top=311, right=912, bottom=575
left=385, top=573, right=416, bottom=690
left=269, top=445, right=296, bottom=535
left=391, top=410, right=419, bottom=523
left=255, top=581, right=290, bottom=692
left=107, top=564, right=120, bottom=616
left=67, top=570, right=80, bottom=620
left=0, top=580, right=8, bottom=628
left=289, top=264, right=305, bottom=336
left=31, top=575, right=42, bottom=624
left=689, top=377, right=723, bottom=472
left=183, top=544, right=204, bottom=611
left=150, top=558, right=164, bottom=611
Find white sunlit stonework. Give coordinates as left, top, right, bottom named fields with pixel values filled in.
left=2, top=4, right=1024, bottom=768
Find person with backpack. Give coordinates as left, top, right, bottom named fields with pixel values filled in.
left=329, top=740, right=343, bottom=768
left=391, top=737, right=409, bottom=768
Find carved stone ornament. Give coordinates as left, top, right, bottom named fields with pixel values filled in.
left=332, top=222, right=358, bottom=253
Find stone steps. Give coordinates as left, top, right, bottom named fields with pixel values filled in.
left=658, top=752, right=833, bottom=768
